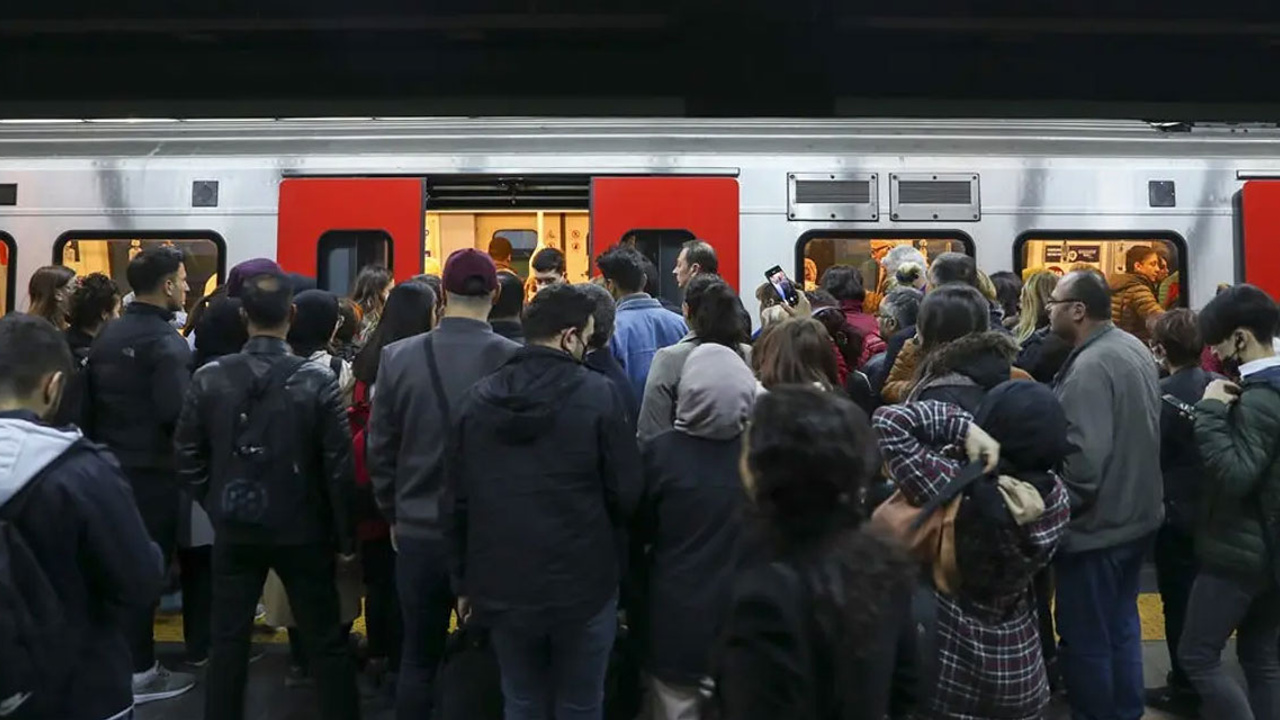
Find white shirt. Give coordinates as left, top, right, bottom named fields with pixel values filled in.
left=1239, top=354, right=1280, bottom=379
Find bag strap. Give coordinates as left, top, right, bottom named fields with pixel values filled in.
left=422, top=334, right=450, bottom=420
left=908, top=460, right=987, bottom=532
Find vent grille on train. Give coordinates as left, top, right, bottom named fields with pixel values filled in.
left=425, top=175, right=591, bottom=209
left=889, top=173, right=981, bottom=222
left=787, top=173, right=877, bottom=221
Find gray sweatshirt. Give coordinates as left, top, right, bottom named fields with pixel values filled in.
left=1054, top=324, right=1164, bottom=553
left=637, top=334, right=752, bottom=442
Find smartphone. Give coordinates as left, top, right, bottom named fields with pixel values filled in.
left=765, top=265, right=800, bottom=306
left=1161, top=393, right=1196, bottom=422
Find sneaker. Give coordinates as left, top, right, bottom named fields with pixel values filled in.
left=132, top=665, right=196, bottom=705
left=1145, top=685, right=1199, bottom=718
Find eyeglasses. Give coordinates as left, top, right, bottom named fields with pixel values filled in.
left=1045, top=297, right=1084, bottom=308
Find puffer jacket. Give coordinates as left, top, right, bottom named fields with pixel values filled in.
left=1193, top=363, right=1280, bottom=583
left=839, top=299, right=888, bottom=367
left=1108, top=273, right=1164, bottom=343
left=174, top=336, right=357, bottom=554
left=907, top=331, right=1026, bottom=414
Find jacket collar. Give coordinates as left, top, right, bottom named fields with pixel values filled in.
left=1053, top=323, right=1115, bottom=386
left=617, top=293, right=660, bottom=311
left=125, top=300, right=175, bottom=322
left=1241, top=355, right=1280, bottom=379
left=243, top=336, right=292, bottom=355
left=437, top=316, right=495, bottom=334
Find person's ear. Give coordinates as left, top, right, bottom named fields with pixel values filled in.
left=239, top=307, right=249, bottom=326
left=43, top=371, right=66, bottom=418
left=288, top=304, right=297, bottom=326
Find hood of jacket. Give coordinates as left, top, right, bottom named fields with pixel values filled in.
left=474, top=345, right=589, bottom=443
left=918, top=330, right=1019, bottom=390
left=674, top=343, right=759, bottom=440
left=0, top=413, right=81, bottom=507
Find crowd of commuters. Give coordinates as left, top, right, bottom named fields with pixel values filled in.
left=6, top=235, right=1280, bottom=720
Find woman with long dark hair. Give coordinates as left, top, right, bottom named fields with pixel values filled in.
left=907, top=284, right=1024, bottom=413
left=715, top=386, right=916, bottom=720
left=27, top=264, right=77, bottom=330
left=352, top=281, right=437, bottom=389
left=752, top=318, right=841, bottom=392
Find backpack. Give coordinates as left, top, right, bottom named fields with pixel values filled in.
left=218, top=355, right=309, bottom=531
left=0, top=440, right=89, bottom=718
left=349, top=380, right=382, bottom=528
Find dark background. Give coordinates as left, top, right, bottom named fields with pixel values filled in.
left=6, top=0, right=1280, bottom=120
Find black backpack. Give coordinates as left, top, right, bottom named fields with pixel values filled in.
left=217, top=355, right=309, bottom=531
left=0, top=441, right=89, bottom=718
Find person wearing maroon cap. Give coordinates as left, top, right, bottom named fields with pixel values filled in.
left=367, top=247, right=520, bottom=719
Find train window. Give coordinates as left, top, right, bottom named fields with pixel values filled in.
left=621, top=229, right=695, bottom=308
left=0, top=232, right=13, bottom=315
left=1014, top=231, right=1188, bottom=310
left=796, top=230, right=974, bottom=311
left=490, top=229, right=538, bottom=277
left=53, top=231, right=225, bottom=312
left=317, top=230, right=392, bottom=297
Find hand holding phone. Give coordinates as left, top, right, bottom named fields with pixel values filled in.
left=765, top=265, right=800, bottom=307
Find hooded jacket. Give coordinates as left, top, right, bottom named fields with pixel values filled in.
left=908, top=331, right=1027, bottom=414
left=636, top=344, right=758, bottom=684
left=1193, top=359, right=1280, bottom=584
left=637, top=333, right=753, bottom=442
left=1109, top=272, right=1164, bottom=343
left=0, top=412, right=162, bottom=720
left=443, top=345, right=643, bottom=629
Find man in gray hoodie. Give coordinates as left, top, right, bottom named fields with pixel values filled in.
left=1048, top=270, right=1163, bottom=720
left=367, top=248, right=520, bottom=719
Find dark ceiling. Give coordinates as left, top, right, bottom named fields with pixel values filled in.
left=6, top=1, right=1280, bottom=120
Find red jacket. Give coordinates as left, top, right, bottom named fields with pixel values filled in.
left=351, top=380, right=390, bottom=542
left=840, top=299, right=888, bottom=368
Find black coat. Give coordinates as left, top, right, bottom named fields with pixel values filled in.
left=85, top=302, right=192, bottom=472
left=53, top=327, right=96, bottom=428
left=912, top=331, right=1020, bottom=414
left=174, top=336, right=357, bottom=553
left=1016, top=326, right=1073, bottom=384
left=635, top=430, right=750, bottom=684
left=489, top=319, right=525, bottom=345
left=585, top=347, right=640, bottom=426
left=444, top=346, right=643, bottom=630
left=1161, top=366, right=1215, bottom=533
left=0, top=411, right=163, bottom=720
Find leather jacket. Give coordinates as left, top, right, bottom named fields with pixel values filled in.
left=175, top=336, right=357, bottom=553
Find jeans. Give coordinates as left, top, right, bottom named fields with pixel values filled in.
left=1054, top=535, right=1150, bottom=720
left=206, top=542, right=358, bottom=720
left=178, top=545, right=213, bottom=662
left=362, top=536, right=401, bottom=671
left=489, top=597, right=618, bottom=720
left=1153, top=524, right=1197, bottom=689
left=1177, top=571, right=1280, bottom=720
left=124, top=469, right=178, bottom=673
left=396, top=535, right=455, bottom=720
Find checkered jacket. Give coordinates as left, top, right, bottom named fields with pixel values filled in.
left=872, top=401, right=1070, bottom=720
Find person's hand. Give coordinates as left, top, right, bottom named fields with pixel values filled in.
left=1203, top=379, right=1241, bottom=405
left=780, top=290, right=812, bottom=318
left=456, top=597, right=471, bottom=624
left=965, top=423, right=1000, bottom=473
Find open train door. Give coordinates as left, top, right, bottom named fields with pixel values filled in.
left=277, top=178, right=424, bottom=294
left=591, top=177, right=739, bottom=305
left=1240, top=181, right=1280, bottom=299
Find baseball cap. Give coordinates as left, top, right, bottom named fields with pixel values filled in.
left=443, top=248, right=499, bottom=296
left=227, top=258, right=284, bottom=298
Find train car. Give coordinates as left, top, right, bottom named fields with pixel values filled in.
left=2, top=117, right=1280, bottom=320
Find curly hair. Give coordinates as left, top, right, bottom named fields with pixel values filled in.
left=67, top=273, right=121, bottom=332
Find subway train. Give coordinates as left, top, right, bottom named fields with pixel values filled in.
left=2, top=117, right=1280, bottom=318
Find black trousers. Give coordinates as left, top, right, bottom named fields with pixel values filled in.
left=124, top=469, right=179, bottom=674
left=1154, top=523, right=1197, bottom=689
left=207, top=542, right=359, bottom=720
left=178, top=545, right=213, bottom=662
left=361, top=537, right=401, bottom=671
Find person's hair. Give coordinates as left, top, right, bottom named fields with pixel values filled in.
left=640, top=257, right=662, bottom=298
left=760, top=305, right=789, bottom=331
left=753, top=318, right=840, bottom=390
left=880, top=286, right=924, bottom=329
left=287, top=290, right=341, bottom=357
left=1125, top=246, right=1158, bottom=274
left=183, top=285, right=228, bottom=337
left=577, top=283, right=617, bottom=350
left=523, top=284, right=596, bottom=343
left=989, top=271, right=1022, bottom=322
left=351, top=264, right=393, bottom=316
left=883, top=245, right=926, bottom=276
left=194, top=297, right=248, bottom=368
left=681, top=240, right=719, bottom=275
left=353, top=281, right=438, bottom=385
left=490, top=271, right=525, bottom=320
left=0, top=314, right=74, bottom=402
left=26, top=265, right=76, bottom=327
left=126, top=246, right=185, bottom=296
left=1066, top=270, right=1112, bottom=321
left=1198, top=283, right=1279, bottom=346
left=1152, top=309, right=1202, bottom=368
left=819, top=265, right=865, bottom=303
left=488, top=236, right=513, bottom=262
left=596, top=246, right=647, bottom=294
left=894, top=262, right=924, bottom=288
left=240, top=273, right=294, bottom=329
left=807, top=289, right=838, bottom=308
left=929, top=252, right=978, bottom=289
left=685, top=274, right=747, bottom=348
left=1015, top=271, right=1058, bottom=342
left=755, top=281, right=781, bottom=311
left=532, top=247, right=566, bottom=275
left=335, top=298, right=359, bottom=346
left=916, top=284, right=989, bottom=355
left=68, top=272, right=121, bottom=332
left=409, top=274, right=445, bottom=312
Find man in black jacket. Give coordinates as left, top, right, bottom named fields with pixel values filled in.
left=84, top=245, right=197, bottom=702
left=0, top=314, right=163, bottom=720
left=175, top=271, right=359, bottom=720
left=444, top=284, right=643, bottom=720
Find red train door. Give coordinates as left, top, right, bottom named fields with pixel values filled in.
left=277, top=178, right=424, bottom=289
left=1240, top=181, right=1280, bottom=299
left=591, top=177, right=740, bottom=293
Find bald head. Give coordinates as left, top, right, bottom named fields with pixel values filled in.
left=1061, top=270, right=1111, bottom=321
left=1050, top=270, right=1112, bottom=346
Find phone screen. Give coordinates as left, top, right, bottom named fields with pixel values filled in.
left=765, top=265, right=799, bottom=306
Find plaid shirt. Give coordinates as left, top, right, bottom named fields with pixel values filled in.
left=873, top=401, right=1070, bottom=720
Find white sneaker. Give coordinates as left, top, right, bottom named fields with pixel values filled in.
left=132, top=664, right=196, bottom=705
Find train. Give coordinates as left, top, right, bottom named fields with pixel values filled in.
left=2, top=117, right=1280, bottom=320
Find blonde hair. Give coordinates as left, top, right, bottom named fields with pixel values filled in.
left=891, top=261, right=925, bottom=290
left=1015, top=271, right=1059, bottom=343
left=760, top=304, right=789, bottom=331
left=975, top=270, right=998, bottom=303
